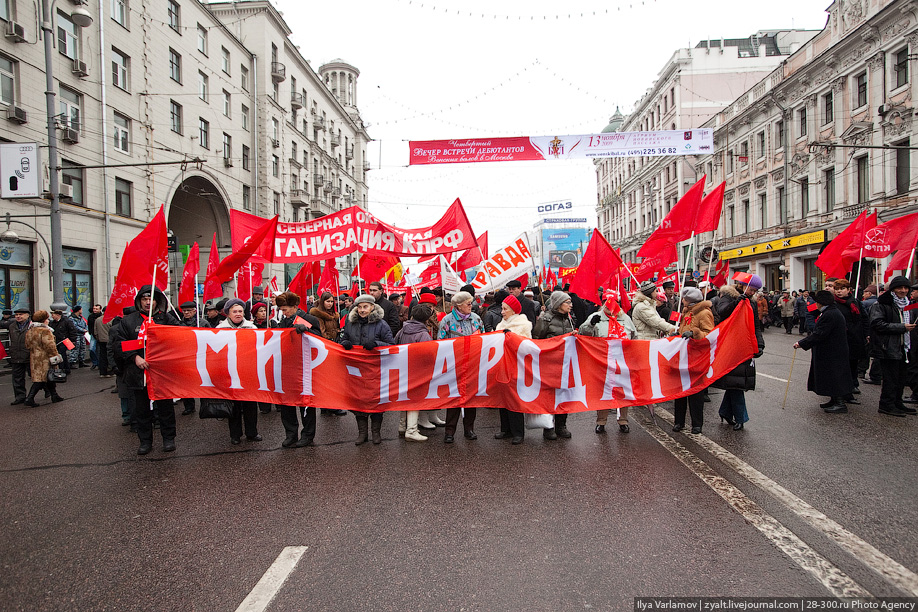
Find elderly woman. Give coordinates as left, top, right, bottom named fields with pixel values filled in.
left=579, top=290, right=636, bottom=433
left=494, top=294, right=532, bottom=444
left=673, top=287, right=715, bottom=434
left=795, top=289, right=856, bottom=414
left=216, top=298, right=262, bottom=445
left=310, top=291, right=341, bottom=341
left=394, top=304, right=435, bottom=442
left=438, top=291, right=485, bottom=443
left=533, top=290, right=577, bottom=439
left=342, top=294, right=395, bottom=444
left=251, top=302, right=269, bottom=329
left=632, top=281, right=677, bottom=340
left=23, top=310, right=64, bottom=406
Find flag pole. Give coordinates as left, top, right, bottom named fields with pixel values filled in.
left=674, top=232, right=696, bottom=323
left=474, top=243, right=496, bottom=295
left=194, top=271, right=200, bottom=327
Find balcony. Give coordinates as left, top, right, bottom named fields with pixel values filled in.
left=309, top=198, right=337, bottom=218
left=313, top=116, right=326, bottom=130
left=290, top=92, right=304, bottom=110
left=290, top=189, right=308, bottom=206
left=330, top=134, right=339, bottom=147
left=323, top=182, right=333, bottom=192
left=271, top=62, right=286, bottom=83
left=314, top=174, right=324, bottom=185
left=345, top=146, right=354, bottom=160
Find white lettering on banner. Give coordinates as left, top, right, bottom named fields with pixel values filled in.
left=555, top=336, right=587, bottom=408
left=477, top=334, right=505, bottom=396
left=379, top=345, right=410, bottom=404
left=471, top=233, right=536, bottom=294
left=516, top=339, right=542, bottom=403
left=601, top=340, right=635, bottom=400
left=648, top=338, right=690, bottom=399
left=705, top=329, right=720, bottom=378
left=194, top=330, right=242, bottom=389
left=255, top=331, right=284, bottom=393
left=426, top=340, right=460, bottom=399
left=303, top=335, right=324, bottom=396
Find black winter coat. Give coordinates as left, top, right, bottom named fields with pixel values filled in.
left=798, top=303, right=853, bottom=397
left=342, top=304, right=395, bottom=348
left=483, top=303, right=503, bottom=333
left=0, top=318, right=30, bottom=363
left=711, top=290, right=765, bottom=391
left=375, top=297, right=402, bottom=336
left=518, top=295, right=539, bottom=327
left=835, top=296, right=867, bottom=360
left=868, top=291, right=910, bottom=360
left=113, top=287, right=180, bottom=390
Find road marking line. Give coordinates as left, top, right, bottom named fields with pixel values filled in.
left=235, top=546, right=308, bottom=612
left=758, top=372, right=789, bottom=383
left=639, top=415, right=869, bottom=597
left=654, top=408, right=918, bottom=597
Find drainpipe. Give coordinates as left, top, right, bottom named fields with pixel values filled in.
left=96, top=0, right=112, bottom=295
left=251, top=53, right=259, bottom=217
left=770, top=91, right=789, bottom=228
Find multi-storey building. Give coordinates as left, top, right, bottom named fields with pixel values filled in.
left=594, top=30, right=820, bottom=265
left=695, top=0, right=916, bottom=292
left=0, top=0, right=369, bottom=313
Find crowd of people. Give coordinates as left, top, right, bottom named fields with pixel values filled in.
left=3, top=270, right=915, bottom=457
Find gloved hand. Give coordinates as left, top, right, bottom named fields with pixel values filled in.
left=340, top=340, right=353, bottom=350
left=681, top=330, right=694, bottom=339
left=753, top=350, right=763, bottom=358
left=293, top=324, right=308, bottom=334
left=589, top=313, right=601, bottom=326
left=502, top=328, right=511, bottom=334
left=363, top=342, right=377, bottom=351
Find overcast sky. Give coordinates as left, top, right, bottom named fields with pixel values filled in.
left=276, top=0, right=830, bottom=263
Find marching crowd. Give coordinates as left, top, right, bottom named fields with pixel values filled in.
left=3, top=270, right=916, bottom=457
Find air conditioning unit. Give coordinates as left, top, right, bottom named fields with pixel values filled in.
left=6, top=106, right=27, bottom=124
left=5, top=22, right=26, bottom=43
left=223, top=158, right=233, bottom=168
left=71, top=59, right=88, bottom=77
left=271, top=139, right=279, bottom=148
left=59, top=183, right=74, bottom=200
left=61, top=128, right=80, bottom=144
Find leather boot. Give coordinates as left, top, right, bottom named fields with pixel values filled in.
left=371, top=419, right=382, bottom=445
left=23, top=384, right=40, bottom=407
left=354, top=415, right=369, bottom=445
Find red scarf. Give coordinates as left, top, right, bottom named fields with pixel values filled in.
left=835, top=295, right=860, bottom=315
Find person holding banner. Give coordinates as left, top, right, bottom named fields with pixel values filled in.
left=216, top=299, right=263, bottom=445
left=23, top=310, right=64, bottom=407
left=342, top=294, right=396, bottom=445
left=494, top=294, right=532, bottom=444
left=631, top=281, right=677, bottom=341
left=534, top=291, right=577, bottom=440
left=394, top=304, right=435, bottom=442
left=437, top=292, right=485, bottom=443
left=672, top=288, right=715, bottom=434
left=113, top=286, right=181, bottom=455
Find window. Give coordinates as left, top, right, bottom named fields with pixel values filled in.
left=824, top=168, right=835, bottom=212
left=242, top=145, right=250, bottom=171
left=221, top=47, right=230, bottom=74
left=726, top=206, right=734, bottom=237
left=240, top=65, right=248, bottom=91
left=222, top=133, right=231, bottom=163
left=800, top=177, right=809, bottom=216
left=242, top=185, right=251, bottom=211
left=855, top=72, right=867, bottom=108
left=59, top=86, right=81, bottom=130
left=742, top=199, right=750, bottom=234
left=167, top=0, right=180, bottom=31
left=61, top=161, right=83, bottom=206
left=896, top=139, right=910, bottom=196
left=113, top=112, right=129, bottom=153
left=0, top=0, right=9, bottom=21
left=777, top=186, right=786, bottom=224
left=272, top=117, right=279, bottom=141
left=111, top=48, right=129, bottom=90
left=272, top=154, right=279, bottom=178
left=115, top=178, right=132, bottom=216
left=759, top=193, right=767, bottom=228
left=57, top=12, right=79, bottom=60
left=197, top=24, right=207, bottom=54
left=757, top=131, right=765, bottom=158
left=0, top=56, right=15, bottom=106
left=273, top=192, right=280, bottom=215
left=822, top=92, right=833, bottom=125
left=856, top=156, right=869, bottom=203
left=727, top=149, right=734, bottom=174
left=271, top=43, right=278, bottom=63
left=198, top=118, right=209, bottom=149
left=797, top=107, right=807, bottom=137
left=168, top=48, right=181, bottom=83
left=291, top=141, right=297, bottom=160
left=222, top=90, right=230, bottom=117
left=775, top=120, right=785, bottom=148
left=894, top=48, right=909, bottom=89
left=198, top=71, right=208, bottom=101
left=740, top=141, right=748, bottom=164
left=272, top=81, right=278, bottom=101
left=169, top=100, right=182, bottom=134
left=111, top=0, right=127, bottom=27
left=241, top=104, right=248, bottom=131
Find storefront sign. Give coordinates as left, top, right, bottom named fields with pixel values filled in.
left=719, top=230, right=826, bottom=260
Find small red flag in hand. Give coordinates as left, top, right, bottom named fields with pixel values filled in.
left=0, top=341, right=7, bottom=360
left=807, top=303, right=820, bottom=312
left=904, top=303, right=918, bottom=312
left=668, top=311, right=681, bottom=322
left=62, top=338, right=75, bottom=350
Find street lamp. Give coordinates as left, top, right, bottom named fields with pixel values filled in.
left=40, top=1, right=93, bottom=312
left=2, top=213, right=55, bottom=291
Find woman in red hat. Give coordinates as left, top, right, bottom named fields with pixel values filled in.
left=494, top=294, right=532, bottom=444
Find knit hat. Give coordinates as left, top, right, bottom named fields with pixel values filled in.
left=354, top=294, right=376, bottom=306
left=746, top=274, right=764, bottom=290
left=680, top=287, right=704, bottom=305
left=888, top=275, right=911, bottom=292
left=419, top=293, right=438, bottom=305
left=549, top=291, right=572, bottom=311
left=865, top=284, right=877, bottom=295
left=503, top=294, right=522, bottom=314
left=461, top=284, right=476, bottom=295
left=638, top=281, right=657, bottom=297
left=814, top=290, right=834, bottom=306
left=222, top=298, right=246, bottom=315
left=411, top=304, right=432, bottom=322
left=251, top=302, right=267, bottom=313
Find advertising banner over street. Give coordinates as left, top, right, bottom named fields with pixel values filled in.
left=409, top=130, right=713, bottom=165
left=145, top=301, right=756, bottom=413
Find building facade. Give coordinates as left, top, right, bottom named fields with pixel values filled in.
left=0, top=0, right=369, bottom=314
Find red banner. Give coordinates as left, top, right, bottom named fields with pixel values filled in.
left=231, top=199, right=477, bottom=263
left=146, top=302, right=756, bottom=412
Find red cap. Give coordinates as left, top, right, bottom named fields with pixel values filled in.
left=503, top=294, right=522, bottom=314
left=419, top=293, right=437, bottom=305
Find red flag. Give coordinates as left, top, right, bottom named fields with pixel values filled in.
left=287, top=261, right=322, bottom=297
left=178, top=242, right=200, bottom=305
left=815, top=211, right=877, bottom=278
left=633, top=242, right=678, bottom=282
left=638, top=177, right=707, bottom=258
left=851, top=212, right=918, bottom=281
left=0, top=340, right=7, bottom=360
left=202, top=233, right=223, bottom=302
left=317, top=259, right=338, bottom=294
left=515, top=273, right=530, bottom=287
left=62, top=338, right=75, bottom=350
left=694, top=181, right=725, bottom=234
left=236, top=262, right=265, bottom=301
left=711, top=259, right=730, bottom=287
left=103, top=206, right=169, bottom=322
left=454, top=232, right=488, bottom=272
left=568, top=229, right=625, bottom=300
left=546, top=268, right=558, bottom=288
left=355, top=253, right=401, bottom=283
left=208, top=215, right=278, bottom=286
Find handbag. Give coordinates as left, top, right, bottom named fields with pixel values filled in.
left=199, top=399, right=234, bottom=419
left=47, top=366, right=67, bottom=383
left=524, top=413, right=554, bottom=430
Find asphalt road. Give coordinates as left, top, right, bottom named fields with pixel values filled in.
left=1, top=325, right=916, bottom=611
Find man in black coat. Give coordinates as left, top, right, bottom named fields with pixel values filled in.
left=367, top=281, right=401, bottom=336
left=506, top=280, right=538, bottom=327
left=1, top=307, right=32, bottom=404
left=49, top=309, right=78, bottom=374
left=178, top=301, right=209, bottom=415
left=866, top=276, right=917, bottom=417
left=795, top=290, right=854, bottom=413
left=113, top=285, right=181, bottom=455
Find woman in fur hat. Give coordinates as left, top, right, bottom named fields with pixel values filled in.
left=533, top=290, right=577, bottom=439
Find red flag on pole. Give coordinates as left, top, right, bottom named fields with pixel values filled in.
left=103, top=206, right=169, bottom=322
left=637, top=177, right=707, bottom=257
left=568, top=229, right=625, bottom=300
left=178, top=242, right=200, bottom=305
left=202, top=233, right=223, bottom=302
left=815, top=210, right=877, bottom=278
left=316, top=259, right=338, bottom=294
left=207, top=215, right=278, bottom=286
left=354, top=253, right=401, bottom=283
left=453, top=232, right=489, bottom=272
left=710, top=259, right=730, bottom=287
left=866, top=212, right=918, bottom=280
left=287, top=261, right=322, bottom=297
